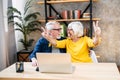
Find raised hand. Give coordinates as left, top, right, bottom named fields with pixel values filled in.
left=41, top=27, right=50, bottom=38
left=93, top=21, right=101, bottom=37
left=41, top=26, right=57, bottom=46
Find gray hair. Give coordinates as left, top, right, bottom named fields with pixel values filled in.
left=68, top=21, right=84, bottom=37
left=45, top=21, right=60, bottom=30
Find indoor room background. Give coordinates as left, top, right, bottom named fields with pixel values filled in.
left=0, top=0, right=120, bottom=71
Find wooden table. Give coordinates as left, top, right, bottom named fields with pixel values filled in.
left=0, top=62, right=120, bottom=80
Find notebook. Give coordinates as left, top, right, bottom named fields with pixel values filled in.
left=36, top=53, right=73, bottom=74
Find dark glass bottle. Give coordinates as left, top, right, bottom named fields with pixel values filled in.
left=16, top=62, right=24, bottom=73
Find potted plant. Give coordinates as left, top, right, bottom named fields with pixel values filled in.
left=7, top=0, right=41, bottom=51
left=7, top=0, right=41, bottom=61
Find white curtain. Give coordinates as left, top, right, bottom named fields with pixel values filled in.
left=0, top=0, right=9, bottom=71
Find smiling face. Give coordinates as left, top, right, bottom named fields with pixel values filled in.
left=67, top=21, right=84, bottom=40
left=50, top=23, right=62, bottom=39
left=46, top=21, right=62, bottom=39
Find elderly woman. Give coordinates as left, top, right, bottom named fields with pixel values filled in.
left=42, top=21, right=101, bottom=63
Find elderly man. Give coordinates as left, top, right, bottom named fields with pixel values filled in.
left=29, top=21, right=66, bottom=66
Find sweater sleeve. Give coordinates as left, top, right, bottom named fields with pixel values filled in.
left=85, top=36, right=101, bottom=47
left=29, top=38, right=43, bottom=59
left=56, top=39, right=67, bottom=48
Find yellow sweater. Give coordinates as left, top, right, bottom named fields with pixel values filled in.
left=56, top=36, right=96, bottom=63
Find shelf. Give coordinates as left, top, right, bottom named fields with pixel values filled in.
left=39, top=18, right=100, bottom=22
left=38, top=0, right=98, bottom=4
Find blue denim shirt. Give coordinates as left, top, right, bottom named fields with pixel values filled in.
left=29, top=37, right=66, bottom=59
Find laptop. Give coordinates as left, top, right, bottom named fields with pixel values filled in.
left=36, top=53, right=73, bottom=74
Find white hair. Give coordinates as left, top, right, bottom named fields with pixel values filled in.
left=68, top=21, right=84, bottom=37
left=45, top=21, right=60, bottom=30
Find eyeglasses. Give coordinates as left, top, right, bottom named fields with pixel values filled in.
left=52, top=28, right=62, bottom=31
left=67, top=29, right=73, bottom=31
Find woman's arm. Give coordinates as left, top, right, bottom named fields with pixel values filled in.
left=41, top=27, right=57, bottom=46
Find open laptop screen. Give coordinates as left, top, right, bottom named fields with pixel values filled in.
left=36, top=53, right=73, bottom=74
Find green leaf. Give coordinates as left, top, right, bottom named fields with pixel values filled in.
left=8, top=15, right=22, bottom=22
left=27, top=20, right=41, bottom=27
left=7, top=7, right=21, bottom=15
left=7, top=0, right=41, bottom=50
left=24, top=12, right=40, bottom=21
left=24, top=0, right=33, bottom=15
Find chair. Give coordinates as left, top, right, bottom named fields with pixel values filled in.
left=90, top=50, right=98, bottom=63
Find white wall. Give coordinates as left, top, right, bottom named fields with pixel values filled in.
left=12, top=0, right=26, bottom=51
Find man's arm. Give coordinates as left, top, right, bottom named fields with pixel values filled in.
left=29, top=39, right=42, bottom=59
left=29, top=38, right=42, bottom=67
